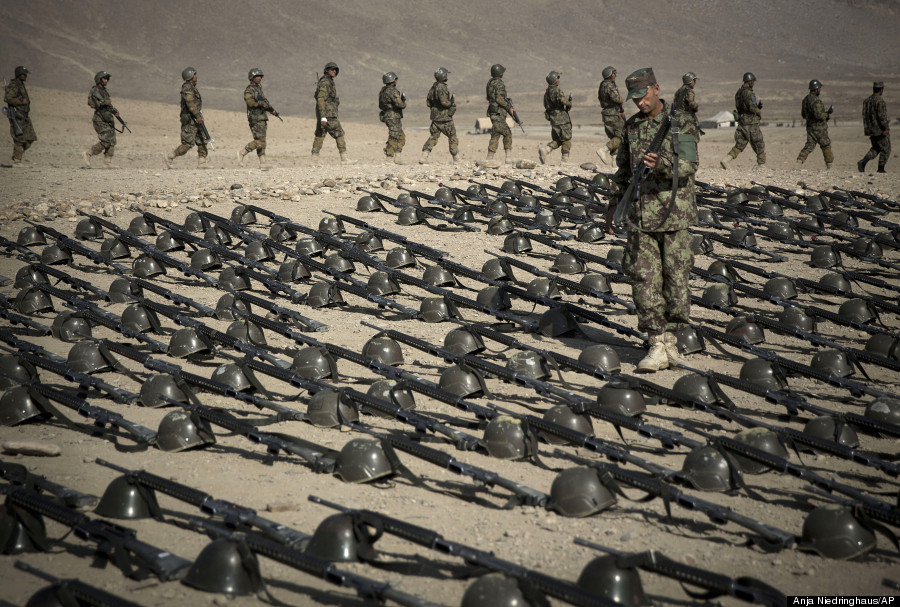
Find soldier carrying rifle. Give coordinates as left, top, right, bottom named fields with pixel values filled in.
left=164, top=66, right=212, bottom=169
left=238, top=67, right=278, bottom=168
left=3, top=66, right=37, bottom=165
left=83, top=71, right=123, bottom=169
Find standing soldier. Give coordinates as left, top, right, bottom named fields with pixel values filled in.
left=674, top=72, right=701, bottom=143
left=485, top=64, right=513, bottom=164
left=859, top=81, right=890, bottom=173
left=721, top=72, right=765, bottom=169
left=607, top=68, right=699, bottom=373
left=164, top=67, right=210, bottom=169
left=795, top=79, right=834, bottom=170
left=596, top=66, right=624, bottom=166
left=538, top=71, right=573, bottom=164
left=420, top=67, right=458, bottom=165
left=312, top=61, right=354, bottom=164
left=379, top=71, right=406, bottom=164
left=4, top=66, right=37, bottom=165
left=238, top=68, right=277, bottom=167
left=83, top=71, right=119, bottom=168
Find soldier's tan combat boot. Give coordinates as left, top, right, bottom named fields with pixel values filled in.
left=825, top=162, right=833, bottom=171
left=504, top=150, right=512, bottom=165
left=197, top=156, right=211, bottom=169
left=258, top=154, right=267, bottom=168
left=662, top=332, right=686, bottom=367
left=794, top=158, right=805, bottom=170
left=237, top=147, right=249, bottom=167
left=103, top=156, right=119, bottom=169
left=595, top=146, right=612, bottom=166
left=418, top=150, right=431, bottom=165
left=394, top=152, right=406, bottom=165
left=82, top=150, right=93, bottom=168
left=340, top=151, right=357, bottom=165
left=719, top=154, right=734, bottom=170
left=485, top=151, right=495, bottom=161
left=451, top=153, right=460, bottom=164
left=163, top=152, right=175, bottom=169
left=537, top=143, right=547, bottom=164
left=636, top=334, right=669, bottom=373
left=561, top=152, right=570, bottom=164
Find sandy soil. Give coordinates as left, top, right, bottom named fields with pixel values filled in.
left=0, top=88, right=899, bottom=606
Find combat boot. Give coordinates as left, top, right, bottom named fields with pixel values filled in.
left=794, top=158, right=805, bottom=170
left=340, top=151, right=357, bottom=164
left=103, top=156, right=120, bottom=169
left=394, top=152, right=406, bottom=165
left=595, top=146, right=612, bottom=166
left=825, top=162, right=833, bottom=171
left=163, top=152, right=175, bottom=169
left=197, top=156, right=212, bottom=169
left=451, top=153, right=460, bottom=164
left=636, top=334, right=669, bottom=373
left=258, top=154, right=267, bottom=168
left=719, top=154, right=734, bottom=170
left=237, top=147, right=249, bottom=167
left=418, top=150, right=431, bottom=165
left=857, top=158, right=867, bottom=172
left=877, top=166, right=887, bottom=173
left=504, top=150, right=512, bottom=165
left=537, top=143, right=548, bottom=164
left=310, top=151, right=321, bottom=165
left=485, top=151, right=495, bottom=161
left=82, top=150, right=93, bottom=168
left=662, top=332, right=686, bottom=366
left=561, top=152, right=570, bottom=164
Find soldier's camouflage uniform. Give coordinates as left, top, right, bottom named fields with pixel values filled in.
left=312, top=73, right=346, bottom=154
left=422, top=81, right=458, bottom=156
left=88, top=84, right=116, bottom=158
left=543, top=82, right=572, bottom=155
left=243, top=80, right=269, bottom=157
left=4, top=77, right=37, bottom=161
left=598, top=77, right=624, bottom=154
left=486, top=76, right=511, bottom=153
left=862, top=92, right=890, bottom=171
left=173, top=79, right=207, bottom=158
left=673, top=83, right=700, bottom=143
left=379, top=83, right=406, bottom=157
left=612, top=101, right=700, bottom=335
left=726, top=84, right=765, bottom=164
left=797, top=92, right=833, bottom=165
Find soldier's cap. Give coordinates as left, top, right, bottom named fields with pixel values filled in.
left=874, top=81, right=884, bottom=88
left=625, top=68, right=657, bottom=100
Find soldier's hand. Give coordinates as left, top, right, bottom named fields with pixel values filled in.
left=272, top=109, right=279, bottom=116
left=196, top=115, right=204, bottom=124
left=642, top=151, right=662, bottom=170
left=321, top=117, right=328, bottom=125
left=261, top=102, right=269, bottom=109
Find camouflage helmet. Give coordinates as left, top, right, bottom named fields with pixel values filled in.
left=140, top=374, right=189, bottom=408
left=132, top=254, right=166, bottom=278
left=306, top=512, right=379, bottom=562
left=433, top=67, right=449, bottom=82
left=601, top=66, right=616, bottom=79
left=181, top=67, right=197, bottom=81
left=680, top=445, right=736, bottom=492
left=739, top=358, right=788, bottom=390
left=155, top=231, right=184, bottom=252
left=14, top=265, right=48, bottom=290
left=763, top=277, right=797, bottom=300
left=742, top=72, right=756, bottom=82
left=810, top=349, right=854, bottom=377
left=506, top=351, right=551, bottom=380
left=366, top=271, right=400, bottom=296
left=439, top=364, right=486, bottom=398
left=292, top=346, right=338, bottom=380
left=490, top=64, right=506, bottom=77
left=527, top=277, right=561, bottom=300
left=809, top=79, right=823, bottom=91
left=94, top=71, right=111, bottom=84
left=0, top=355, right=37, bottom=390
left=597, top=382, right=646, bottom=417
left=503, top=232, right=533, bottom=254
left=580, top=273, right=611, bottom=293
left=382, top=71, right=397, bottom=85
left=100, top=237, right=131, bottom=261
left=362, top=335, right=404, bottom=366
left=14, top=66, right=30, bottom=78
left=308, top=282, right=345, bottom=308
left=682, top=72, right=698, bottom=85
left=336, top=438, right=393, bottom=483
left=548, top=466, right=615, bottom=517
left=799, top=505, right=876, bottom=560
left=546, top=70, right=561, bottom=84
left=15, top=287, right=54, bottom=314
left=483, top=415, right=537, bottom=460
left=230, top=205, right=257, bottom=225
left=779, top=306, right=815, bottom=332
left=324, top=62, right=339, bottom=75
left=542, top=405, right=594, bottom=445
left=182, top=211, right=210, bottom=233
left=385, top=247, right=416, bottom=269
left=16, top=226, right=46, bottom=247
left=94, top=475, right=158, bottom=519
left=182, top=538, right=262, bottom=595
left=672, top=373, right=718, bottom=406
left=725, top=316, right=765, bottom=344
left=803, top=415, right=860, bottom=451
left=731, top=427, right=788, bottom=475
left=365, top=380, right=416, bottom=417
left=864, top=396, right=900, bottom=426
left=51, top=311, right=91, bottom=342
left=550, top=252, right=585, bottom=274
left=443, top=327, right=485, bottom=356
left=577, top=555, right=649, bottom=607
left=189, top=248, right=221, bottom=271
left=307, top=389, right=358, bottom=428
left=423, top=264, right=456, bottom=287
left=296, top=236, right=325, bottom=257
left=0, top=385, right=48, bottom=426
left=168, top=328, right=214, bottom=359
left=248, top=67, right=263, bottom=81
left=838, top=299, right=876, bottom=325
left=578, top=344, right=620, bottom=374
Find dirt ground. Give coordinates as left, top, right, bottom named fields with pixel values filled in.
left=0, top=88, right=899, bottom=606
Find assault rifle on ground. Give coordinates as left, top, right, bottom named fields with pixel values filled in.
left=92, top=88, right=131, bottom=133
left=0, top=460, right=98, bottom=510
left=0, top=293, right=52, bottom=335
left=15, top=561, right=143, bottom=607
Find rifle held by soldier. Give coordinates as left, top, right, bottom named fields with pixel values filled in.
left=196, top=112, right=215, bottom=150
left=256, top=94, right=283, bottom=121
left=505, top=96, right=525, bottom=133
left=2, top=77, right=25, bottom=137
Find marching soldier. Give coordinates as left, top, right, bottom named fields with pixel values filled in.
left=164, top=67, right=210, bottom=169
left=538, top=70, right=572, bottom=164
left=378, top=71, right=406, bottom=164
left=4, top=65, right=37, bottom=165
left=238, top=67, right=277, bottom=167
left=485, top=64, right=513, bottom=164
left=795, top=79, right=834, bottom=169
left=674, top=72, right=701, bottom=143
left=312, top=61, right=354, bottom=164
left=721, top=72, right=765, bottom=169
left=420, top=67, right=458, bottom=164
left=596, top=66, right=624, bottom=165
left=859, top=81, right=890, bottom=173
left=83, top=71, right=120, bottom=168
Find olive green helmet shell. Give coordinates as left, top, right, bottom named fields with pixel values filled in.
left=548, top=466, right=615, bottom=517
left=592, top=173, right=611, bottom=188
left=542, top=405, right=594, bottom=445
left=248, top=67, right=263, bottom=81
left=742, top=72, right=756, bottom=82
left=296, top=237, right=325, bottom=257
left=0, top=356, right=38, bottom=389
left=94, top=475, right=159, bottom=519
left=503, top=233, right=533, bottom=254
left=190, top=248, right=221, bottom=271
left=324, top=62, right=339, bottom=74
left=701, top=283, right=738, bottom=307
left=779, top=307, right=815, bottom=332
left=865, top=334, right=899, bottom=360
left=706, top=261, right=737, bottom=282
left=132, top=254, right=166, bottom=279
left=318, top=216, right=344, bottom=236
left=308, top=283, right=345, bottom=309
left=306, top=512, right=372, bottom=562
left=382, top=71, right=397, bottom=85
left=577, top=222, right=606, bottom=243
left=39, top=244, right=72, bottom=267
left=838, top=298, right=876, bottom=325
left=366, top=271, right=401, bottom=296
left=335, top=438, right=393, bottom=483
left=443, top=327, right=485, bottom=356
left=490, top=64, right=506, bottom=78
left=94, top=71, right=111, bottom=84
left=439, top=364, right=487, bottom=398
left=800, top=505, right=876, bottom=560
left=362, top=335, right=404, bottom=366
left=809, top=79, right=822, bottom=91
left=550, top=252, right=585, bottom=274
left=183, top=212, right=210, bottom=233
left=461, top=573, right=529, bottom=607
left=215, top=293, right=251, bottom=321
left=674, top=326, right=705, bottom=354
left=433, top=67, right=449, bottom=82
left=0, top=385, right=48, bottom=426
left=230, top=205, right=257, bottom=226
left=725, top=316, right=765, bottom=345
left=292, top=346, right=338, bottom=380
left=385, top=247, right=416, bottom=269
left=476, top=286, right=512, bottom=310
left=17, top=226, right=46, bottom=247
left=481, top=258, right=515, bottom=281
left=420, top=296, right=459, bottom=323
left=50, top=311, right=91, bottom=342
left=546, top=70, right=561, bottom=84
left=307, top=389, right=358, bottom=428
left=365, top=380, right=416, bottom=417
left=802, top=415, right=860, bottom=452
left=483, top=415, right=536, bottom=460
left=763, top=277, right=797, bottom=300
left=0, top=502, right=47, bottom=554
left=14, top=265, right=49, bottom=289
left=168, top=328, right=214, bottom=359
left=864, top=396, right=900, bottom=426
left=578, top=344, right=620, bottom=374
left=577, top=555, right=649, bottom=607
left=423, top=265, right=456, bottom=287
left=580, top=273, right=611, bottom=293
left=324, top=252, right=355, bottom=274
left=156, top=410, right=216, bottom=452
left=181, top=67, right=197, bottom=81
left=682, top=72, right=697, bottom=85
left=140, top=374, right=189, bottom=408
left=810, top=245, right=840, bottom=268
left=601, top=66, right=616, bottom=79
left=739, top=358, right=788, bottom=390
left=810, top=349, right=854, bottom=377
left=182, top=538, right=262, bottom=595
left=487, top=216, right=514, bottom=235
left=526, top=276, right=560, bottom=299
left=597, top=382, right=646, bottom=417
left=66, top=341, right=113, bottom=374
left=506, top=351, right=551, bottom=380
left=680, top=445, right=735, bottom=492
left=731, top=427, right=788, bottom=475
left=606, top=247, right=625, bottom=265
left=672, top=373, right=718, bottom=406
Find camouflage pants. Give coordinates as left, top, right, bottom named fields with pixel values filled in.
left=312, top=117, right=346, bottom=153
left=9, top=114, right=36, bottom=161
left=729, top=122, right=766, bottom=164
left=423, top=120, right=458, bottom=155
left=92, top=115, right=117, bottom=154
left=384, top=118, right=405, bottom=156
left=487, top=113, right=512, bottom=153
left=548, top=123, right=572, bottom=154
left=623, top=228, right=694, bottom=335
left=798, top=123, right=832, bottom=163
left=245, top=120, right=267, bottom=155
left=863, top=134, right=891, bottom=169
left=175, top=120, right=208, bottom=157
left=601, top=111, right=625, bottom=153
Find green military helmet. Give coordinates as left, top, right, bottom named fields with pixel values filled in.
left=577, top=555, right=649, bottom=607
left=324, top=61, right=339, bottom=75
left=701, top=283, right=738, bottom=307
left=190, top=248, right=221, bottom=271
left=467, top=183, right=487, bottom=198
left=382, top=71, right=397, bottom=85
left=244, top=241, right=273, bottom=263
left=453, top=206, right=476, bottom=222
left=318, top=215, right=344, bottom=235
left=675, top=326, right=705, bottom=354
left=225, top=319, right=267, bottom=347
left=201, top=224, right=230, bottom=247
left=731, top=427, right=788, bottom=475
left=306, top=512, right=379, bottom=562
left=181, top=66, right=197, bottom=81
left=269, top=223, right=298, bottom=243
left=17, top=226, right=46, bottom=248
left=809, top=79, right=823, bottom=91
left=397, top=192, right=418, bottom=205
left=355, top=230, right=384, bottom=252
left=864, top=396, right=900, bottom=427
left=507, top=350, right=551, bottom=380
left=122, top=303, right=161, bottom=334
left=365, top=380, right=416, bottom=417
left=362, top=335, right=404, bottom=366
left=549, top=192, right=570, bottom=207
left=476, top=285, right=511, bottom=310
left=535, top=209, right=561, bottom=228
left=444, top=327, right=485, bottom=356
left=833, top=211, right=859, bottom=228
left=182, top=538, right=263, bottom=595
left=578, top=344, right=620, bottom=374
left=487, top=216, right=514, bottom=235
left=14, top=66, right=30, bottom=78
left=481, top=258, right=515, bottom=281
left=248, top=67, right=263, bottom=81
left=728, top=227, right=756, bottom=247
left=292, top=346, right=338, bottom=380
left=335, top=438, right=393, bottom=483
left=133, top=254, right=166, bottom=278
left=218, top=267, right=252, bottom=292
left=230, top=205, right=257, bottom=225
left=555, top=176, right=574, bottom=192
left=14, top=265, right=49, bottom=290
left=592, top=173, right=611, bottom=188
left=725, top=316, right=765, bottom=345
left=672, top=373, right=718, bottom=406
left=488, top=198, right=510, bottom=215
left=94, top=475, right=159, bottom=519
left=707, top=260, right=738, bottom=282
left=296, top=236, right=325, bottom=257
left=742, top=72, right=756, bottom=82
left=548, top=466, right=615, bottom=517
left=385, top=246, right=416, bottom=269
left=577, top=222, right=606, bottom=243
left=433, top=186, right=454, bottom=203
left=51, top=311, right=91, bottom=343
left=397, top=205, right=424, bottom=226
left=461, top=573, right=536, bottom=607
left=0, top=385, right=48, bottom=426
left=156, top=410, right=216, bottom=452
left=439, top=363, right=487, bottom=398
left=211, top=363, right=254, bottom=393
left=490, top=64, right=506, bottom=77
left=279, top=259, right=310, bottom=283
left=799, top=505, right=876, bottom=560
left=423, top=264, right=456, bottom=287
left=601, top=66, right=616, bottom=79
left=539, top=307, right=580, bottom=337
left=838, top=298, right=877, bottom=325
left=810, top=349, right=854, bottom=377
left=763, top=277, right=797, bottom=300
left=546, top=70, right=561, bottom=84
left=527, top=276, right=560, bottom=299
left=155, top=231, right=184, bottom=252
left=682, top=72, right=697, bottom=85
left=100, top=237, right=131, bottom=261
left=690, top=234, right=714, bottom=255
left=94, top=71, right=111, bottom=84
left=140, top=374, right=188, bottom=408
left=680, top=445, right=736, bottom=492
left=606, top=246, right=625, bottom=265
left=434, top=67, right=449, bottom=82
left=366, top=271, right=400, bottom=296
left=542, top=405, right=594, bottom=446
left=324, top=252, right=355, bottom=274
left=183, top=211, right=210, bottom=233
left=865, top=334, right=899, bottom=360
left=420, top=296, right=458, bottom=323
left=67, top=341, right=113, bottom=374
left=766, top=221, right=794, bottom=239
left=550, top=252, right=585, bottom=274
left=740, top=358, right=788, bottom=390
left=0, top=355, right=38, bottom=390
left=1, top=502, right=47, bottom=555
left=483, top=415, right=536, bottom=460
left=851, top=237, right=882, bottom=258
left=803, top=416, right=859, bottom=452
left=357, top=195, right=380, bottom=212
left=168, top=328, right=215, bottom=359
left=597, top=381, right=646, bottom=417
left=779, top=306, right=815, bottom=332
left=760, top=199, right=785, bottom=217
left=580, top=273, right=611, bottom=293
left=307, top=388, right=358, bottom=428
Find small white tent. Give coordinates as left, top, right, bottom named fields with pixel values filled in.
left=702, top=111, right=735, bottom=129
